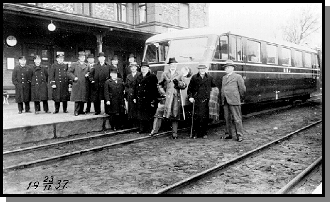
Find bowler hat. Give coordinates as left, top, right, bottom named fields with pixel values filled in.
left=78, top=51, right=85, bottom=57
left=87, top=54, right=94, bottom=58
left=111, top=55, right=118, bottom=61
left=110, top=65, right=118, bottom=73
left=141, top=61, right=149, bottom=67
left=18, top=56, right=26, bottom=60
left=98, top=52, right=105, bottom=57
left=56, top=53, right=64, bottom=58
left=222, top=60, right=236, bottom=68
left=167, top=57, right=178, bottom=64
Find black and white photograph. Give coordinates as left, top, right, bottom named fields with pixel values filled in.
left=3, top=2, right=325, bottom=198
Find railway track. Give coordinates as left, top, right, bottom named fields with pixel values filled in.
left=3, top=101, right=320, bottom=173
left=153, top=120, right=322, bottom=194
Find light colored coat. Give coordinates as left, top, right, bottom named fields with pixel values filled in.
left=221, top=72, right=246, bottom=105
left=159, top=70, right=187, bottom=120
left=67, top=61, right=89, bottom=102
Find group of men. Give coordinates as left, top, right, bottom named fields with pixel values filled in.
left=11, top=50, right=246, bottom=141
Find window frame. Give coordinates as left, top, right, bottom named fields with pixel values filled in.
left=213, top=35, right=229, bottom=60
left=138, top=3, right=147, bottom=24
left=74, top=3, right=91, bottom=16
left=236, top=37, right=243, bottom=62
left=246, top=39, right=261, bottom=63
left=266, top=43, right=278, bottom=65
left=304, top=52, right=312, bottom=68
left=117, top=3, right=127, bottom=22
left=280, top=47, right=291, bottom=66
left=179, top=3, right=190, bottom=28
left=294, top=50, right=303, bottom=68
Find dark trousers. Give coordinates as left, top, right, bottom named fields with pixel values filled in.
left=93, top=100, right=108, bottom=114
left=34, top=101, right=49, bottom=112
left=74, top=102, right=85, bottom=114
left=55, top=101, right=68, bottom=112
left=139, top=119, right=153, bottom=133
left=85, top=101, right=91, bottom=112
left=18, top=102, right=30, bottom=112
left=193, top=116, right=208, bottom=137
left=223, top=101, right=244, bottom=137
left=108, top=114, right=121, bottom=130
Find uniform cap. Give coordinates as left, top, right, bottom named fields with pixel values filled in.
left=87, top=54, right=94, bottom=58
left=33, top=55, right=41, bottom=60
left=141, top=61, right=149, bottom=68
left=18, top=56, right=26, bottom=60
left=78, top=51, right=85, bottom=57
left=98, top=52, right=105, bottom=57
left=56, top=53, right=64, bottom=58
left=110, top=65, right=118, bottom=73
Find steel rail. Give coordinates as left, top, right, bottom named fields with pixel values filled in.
left=153, top=120, right=322, bottom=194
left=275, top=156, right=322, bottom=194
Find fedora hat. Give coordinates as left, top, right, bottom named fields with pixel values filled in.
left=87, top=54, right=94, bottom=58
left=141, top=61, right=149, bottom=67
left=197, top=64, right=208, bottom=69
left=222, top=60, right=236, bottom=68
left=167, top=57, right=178, bottom=64
left=18, top=56, right=26, bottom=60
left=98, top=52, right=105, bottom=57
left=78, top=51, right=85, bottom=57
left=110, top=65, right=118, bottom=73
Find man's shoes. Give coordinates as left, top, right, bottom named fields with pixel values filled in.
left=149, top=132, right=157, bottom=136
left=233, top=135, right=243, bottom=142
left=222, top=136, right=232, bottom=139
left=63, top=110, right=69, bottom=113
left=45, top=111, right=50, bottom=113
left=94, top=112, right=100, bottom=115
left=74, top=112, right=79, bottom=116
left=202, top=135, right=208, bottom=139
left=53, top=111, right=59, bottom=114
left=25, top=110, right=32, bottom=113
left=35, top=111, right=39, bottom=115
left=85, top=111, right=90, bottom=114
left=18, top=111, right=22, bottom=114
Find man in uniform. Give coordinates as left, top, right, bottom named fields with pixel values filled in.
left=187, top=63, right=216, bottom=139
left=220, top=60, right=246, bottom=142
left=12, top=56, right=33, bottom=114
left=89, top=52, right=111, bottom=115
left=68, top=51, right=89, bottom=116
left=49, top=53, right=70, bottom=114
left=30, top=55, right=49, bottom=114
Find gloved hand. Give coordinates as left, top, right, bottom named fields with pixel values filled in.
left=106, top=101, right=110, bottom=105
left=74, top=77, right=78, bottom=81
left=189, top=97, right=195, bottom=103
left=51, top=85, right=56, bottom=88
left=173, top=78, right=179, bottom=86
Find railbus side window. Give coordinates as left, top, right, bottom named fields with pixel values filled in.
left=229, top=36, right=236, bottom=61
left=304, top=52, right=312, bottom=68
left=236, top=37, right=243, bottom=61
left=294, top=50, right=303, bottom=67
left=247, top=40, right=261, bottom=63
left=145, top=43, right=158, bottom=63
left=214, top=35, right=228, bottom=60
left=266, top=44, right=277, bottom=64
left=280, top=47, right=291, bottom=66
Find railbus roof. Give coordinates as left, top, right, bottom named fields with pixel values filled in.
left=146, top=27, right=318, bottom=54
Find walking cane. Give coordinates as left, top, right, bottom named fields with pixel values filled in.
left=179, top=89, right=185, bottom=120
left=190, top=100, right=195, bottom=138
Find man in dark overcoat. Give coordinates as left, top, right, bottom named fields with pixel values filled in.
left=187, top=64, right=216, bottom=139
left=123, top=53, right=137, bottom=82
left=68, top=51, right=89, bottom=116
left=221, top=60, right=246, bottom=142
left=110, top=55, right=123, bottom=79
left=124, top=62, right=140, bottom=128
left=49, top=54, right=70, bottom=114
left=84, top=53, right=95, bottom=114
left=12, top=56, right=33, bottom=114
left=133, top=61, right=159, bottom=133
left=89, top=52, right=111, bottom=115
left=30, top=55, right=49, bottom=114
left=104, top=66, right=126, bottom=130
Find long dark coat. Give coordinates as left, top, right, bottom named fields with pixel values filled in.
left=67, top=61, right=89, bottom=102
left=134, top=72, right=159, bottom=121
left=88, top=63, right=111, bottom=101
left=12, top=64, right=33, bottom=103
left=31, top=65, right=48, bottom=101
left=104, top=78, right=125, bottom=115
left=187, top=73, right=216, bottom=119
left=85, top=62, right=94, bottom=102
left=124, top=72, right=140, bottom=119
left=49, top=62, right=70, bottom=102
left=158, top=70, right=187, bottom=120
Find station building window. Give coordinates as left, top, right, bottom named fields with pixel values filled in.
left=294, top=50, right=303, bottom=67
left=74, top=3, right=91, bottom=16
left=138, top=3, right=147, bottom=23
left=266, top=44, right=277, bottom=64
left=179, top=3, right=189, bottom=28
left=117, top=3, right=127, bottom=22
left=247, top=40, right=261, bottom=63
left=280, top=47, right=291, bottom=66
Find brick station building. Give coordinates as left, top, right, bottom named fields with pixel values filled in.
left=3, top=3, right=209, bottom=95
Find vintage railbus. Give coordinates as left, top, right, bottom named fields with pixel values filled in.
left=142, top=27, right=321, bottom=116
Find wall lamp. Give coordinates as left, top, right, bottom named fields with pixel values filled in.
left=48, top=20, right=56, bottom=31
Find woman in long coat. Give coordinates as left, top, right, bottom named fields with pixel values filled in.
left=12, top=56, right=33, bottom=113
left=49, top=54, right=70, bottom=113
left=134, top=62, right=159, bottom=133
left=30, top=55, right=49, bottom=114
left=158, top=57, right=187, bottom=139
left=67, top=52, right=89, bottom=116
left=104, top=67, right=126, bottom=130
left=124, top=63, right=140, bottom=127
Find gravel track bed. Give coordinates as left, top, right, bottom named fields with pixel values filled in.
left=3, top=104, right=322, bottom=194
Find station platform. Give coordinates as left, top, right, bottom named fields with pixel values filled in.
left=3, top=100, right=113, bottom=147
